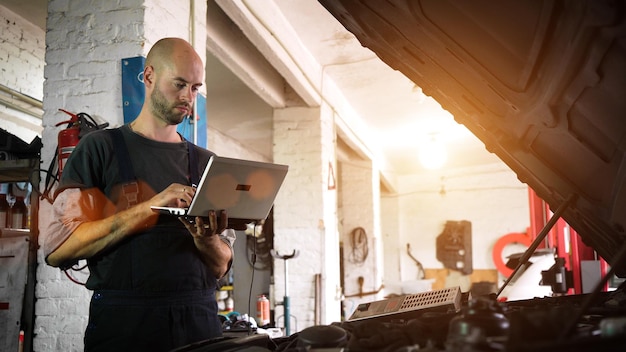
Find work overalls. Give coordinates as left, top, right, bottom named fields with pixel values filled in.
left=83, top=129, right=222, bottom=351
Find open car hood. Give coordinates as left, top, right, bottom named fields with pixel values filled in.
left=319, top=0, right=626, bottom=275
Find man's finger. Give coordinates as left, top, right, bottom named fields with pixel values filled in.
left=208, top=210, right=217, bottom=235
left=218, top=210, right=227, bottom=232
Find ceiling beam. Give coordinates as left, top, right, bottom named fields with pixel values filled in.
left=215, top=0, right=321, bottom=107
left=210, top=0, right=396, bottom=191
left=206, top=0, right=286, bottom=108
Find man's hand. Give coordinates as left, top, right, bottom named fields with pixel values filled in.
left=180, top=209, right=228, bottom=238
left=179, top=209, right=232, bottom=278
left=152, top=183, right=196, bottom=208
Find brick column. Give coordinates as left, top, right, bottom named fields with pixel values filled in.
left=272, top=103, right=341, bottom=331
left=36, top=1, right=206, bottom=350
left=339, top=160, right=383, bottom=312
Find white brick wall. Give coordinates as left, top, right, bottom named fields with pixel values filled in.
left=0, top=5, right=45, bottom=143
left=272, top=105, right=342, bottom=330
left=0, top=6, right=45, bottom=100
left=319, top=103, right=342, bottom=326
left=36, top=1, right=207, bottom=350
left=339, top=160, right=385, bottom=311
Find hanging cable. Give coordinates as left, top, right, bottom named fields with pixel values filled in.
left=246, top=215, right=274, bottom=270
left=348, top=227, right=369, bottom=264
left=63, top=262, right=88, bottom=286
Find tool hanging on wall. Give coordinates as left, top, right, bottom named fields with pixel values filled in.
left=436, top=220, right=473, bottom=275
left=348, top=226, right=369, bottom=264
left=343, top=276, right=385, bottom=298
left=246, top=213, right=274, bottom=271
left=407, top=243, right=426, bottom=280
left=271, top=249, right=299, bottom=336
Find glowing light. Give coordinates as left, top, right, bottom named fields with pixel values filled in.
left=419, top=135, right=447, bottom=169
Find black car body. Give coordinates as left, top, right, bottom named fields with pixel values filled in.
left=313, top=0, right=626, bottom=351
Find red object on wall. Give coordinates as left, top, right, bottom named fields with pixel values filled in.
left=56, top=109, right=81, bottom=178
left=493, top=188, right=607, bottom=295
left=493, top=232, right=533, bottom=278
left=526, top=188, right=606, bottom=294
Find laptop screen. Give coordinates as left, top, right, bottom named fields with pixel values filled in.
left=186, top=155, right=288, bottom=220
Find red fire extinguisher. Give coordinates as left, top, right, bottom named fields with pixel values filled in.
left=55, top=109, right=81, bottom=178
left=41, top=109, right=107, bottom=203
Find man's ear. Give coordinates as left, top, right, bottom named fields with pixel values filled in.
left=143, top=65, right=155, bottom=87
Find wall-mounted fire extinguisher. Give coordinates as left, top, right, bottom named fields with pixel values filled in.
left=39, top=109, right=108, bottom=203
left=56, top=109, right=81, bottom=178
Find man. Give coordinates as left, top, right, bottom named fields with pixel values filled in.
left=44, top=38, right=235, bottom=351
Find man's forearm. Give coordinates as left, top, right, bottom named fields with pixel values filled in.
left=46, top=201, right=157, bottom=267
left=194, top=234, right=233, bottom=278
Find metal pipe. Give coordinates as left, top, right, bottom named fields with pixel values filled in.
left=0, top=84, right=43, bottom=109
left=0, top=84, right=43, bottom=120
left=271, top=249, right=299, bottom=335
left=0, top=95, right=42, bottom=119
left=283, top=258, right=290, bottom=335
left=315, top=273, right=321, bottom=325
left=189, top=0, right=198, bottom=145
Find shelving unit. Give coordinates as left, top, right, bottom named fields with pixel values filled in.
left=0, top=159, right=38, bottom=183
left=1, top=157, right=40, bottom=352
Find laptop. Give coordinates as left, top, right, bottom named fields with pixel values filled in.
left=151, top=155, right=288, bottom=222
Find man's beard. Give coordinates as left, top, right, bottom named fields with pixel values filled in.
left=150, top=84, right=189, bottom=125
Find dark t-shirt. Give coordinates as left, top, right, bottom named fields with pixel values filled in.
left=60, top=124, right=213, bottom=205
left=59, top=124, right=217, bottom=291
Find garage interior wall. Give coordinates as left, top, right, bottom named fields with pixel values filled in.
left=0, top=1, right=529, bottom=351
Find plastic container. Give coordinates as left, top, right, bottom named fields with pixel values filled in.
left=225, top=296, right=234, bottom=312
left=257, top=294, right=270, bottom=326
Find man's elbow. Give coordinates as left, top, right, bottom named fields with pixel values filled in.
left=45, top=251, right=64, bottom=268
left=213, top=264, right=229, bottom=280
left=45, top=249, right=77, bottom=269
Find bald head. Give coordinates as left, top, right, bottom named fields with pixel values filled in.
left=137, top=38, right=205, bottom=129
left=145, top=37, right=203, bottom=73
